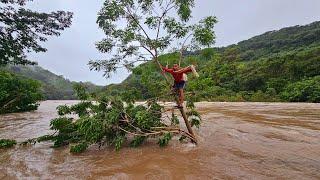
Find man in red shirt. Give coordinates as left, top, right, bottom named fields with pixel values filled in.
left=161, top=64, right=193, bottom=108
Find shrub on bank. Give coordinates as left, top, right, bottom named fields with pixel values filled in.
left=281, top=76, right=320, bottom=103
left=0, top=71, right=43, bottom=114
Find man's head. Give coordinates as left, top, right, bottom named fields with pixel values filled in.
left=173, top=64, right=180, bottom=71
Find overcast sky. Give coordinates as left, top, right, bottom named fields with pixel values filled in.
left=27, top=0, right=320, bottom=85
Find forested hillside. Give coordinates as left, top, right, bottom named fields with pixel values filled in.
left=2, top=65, right=102, bottom=100
left=103, top=21, right=320, bottom=102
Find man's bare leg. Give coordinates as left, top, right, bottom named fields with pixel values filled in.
left=179, top=88, right=184, bottom=107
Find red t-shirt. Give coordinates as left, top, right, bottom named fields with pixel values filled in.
left=162, top=66, right=192, bottom=82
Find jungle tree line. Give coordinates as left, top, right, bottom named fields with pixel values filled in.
left=0, top=0, right=73, bottom=113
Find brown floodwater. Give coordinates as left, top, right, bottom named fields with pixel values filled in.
left=0, top=101, right=319, bottom=179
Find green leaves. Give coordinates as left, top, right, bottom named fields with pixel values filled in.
left=50, top=117, right=75, bottom=133
left=93, top=0, right=217, bottom=78
left=78, top=117, right=104, bottom=143
left=25, top=85, right=200, bottom=153
left=57, top=105, right=71, bottom=116
left=171, top=112, right=179, bottom=125
left=187, top=109, right=201, bottom=129
left=175, top=0, right=194, bottom=21
left=158, top=132, right=172, bottom=147
left=192, top=16, right=217, bottom=47
left=0, top=0, right=73, bottom=66
left=281, top=76, right=320, bottom=102
left=145, top=16, right=158, bottom=29
left=0, top=71, right=43, bottom=114
left=70, top=143, right=88, bottom=154
left=113, top=135, right=125, bottom=151
left=96, top=38, right=114, bottom=53
left=73, top=83, right=89, bottom=100
left=0, top=139, right=16, bottom=148
left=163, top=18, right=188, bottom=38
left=130, top=136, right=146, bottom=147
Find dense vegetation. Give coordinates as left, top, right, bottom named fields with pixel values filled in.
left=0, top=0, right=73, bottom=66
left=104, top=21, right=320, bottom=103
left=0, top=0, right=73, bottom=113
left=0, top=71, right=43, bottom=114
left=2, top=65, right=102, bottom=100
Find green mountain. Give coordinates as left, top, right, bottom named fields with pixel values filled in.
left=3, top=65, right=102, bottom=100
left=103, top=21, right=320, bottom=102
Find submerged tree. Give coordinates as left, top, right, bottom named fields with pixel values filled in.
left=21, top=84, right=200, bottom=153
left=0, top=0, right=73, bottom=66
left=90, top=0, right=217, bottom=141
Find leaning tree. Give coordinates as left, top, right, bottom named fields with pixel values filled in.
left=0, top=0, right=73, bottom=66
left=90, top=0, right=217, bottom=141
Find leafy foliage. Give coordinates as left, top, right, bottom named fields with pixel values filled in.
left=281, top=76, right=320, bottom=102
left=0, top=70, right=43, bottom=114
left=0, top=0, right=73, bottom=66
left=0, top=139, right=17, bottom=148
left=70, top=143, right=88, bottom=154
left=23, top=85, right=199, bottom=153
left=90, top=0, right=217, bottom=78
left=158, top=132, right=172, bottom=147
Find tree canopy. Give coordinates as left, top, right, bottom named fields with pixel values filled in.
left=90, top=0, right=217, bottom=78
left=0, top=70, right=43, bottom=114
left=0, top=0, right=73, bottom=66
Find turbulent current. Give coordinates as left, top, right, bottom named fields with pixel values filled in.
left=0, top=101, right=319, bottom=179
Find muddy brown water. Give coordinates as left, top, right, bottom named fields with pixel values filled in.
left=0, top=100, right=319, bottom=179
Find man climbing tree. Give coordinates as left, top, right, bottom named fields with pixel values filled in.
left=161, top=63, right=198, bottom=108
left=90, top=0, right=217, bottom=141
left=8, top=0, right=217, bottom=152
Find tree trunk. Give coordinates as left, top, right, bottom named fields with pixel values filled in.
left=175, top=97, right=197, bottom=144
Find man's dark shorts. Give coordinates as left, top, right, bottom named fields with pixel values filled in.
left=173, top=81, right=186, bottom=90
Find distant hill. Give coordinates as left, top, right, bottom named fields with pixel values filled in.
left=236, top=21, right=320, bottom=61
left=3, top=65, right=103, bottom=100
left=103, top=21, right=320, bottom=102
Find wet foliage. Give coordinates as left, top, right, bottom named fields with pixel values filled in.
left=0, top=139, right=16, bottom=148
left=22, top=85, right=201, bottom=153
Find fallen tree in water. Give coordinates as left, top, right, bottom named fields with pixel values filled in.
left=21, top=84, right=201, bottom=153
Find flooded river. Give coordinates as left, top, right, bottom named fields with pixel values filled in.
left=0, top=101, right=319, bottom=179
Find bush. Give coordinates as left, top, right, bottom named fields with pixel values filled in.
left=0, top=71, right=43, bottom=114
left=281, top=76, right=320, bottom=102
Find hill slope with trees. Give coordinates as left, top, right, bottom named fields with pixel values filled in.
left=2, top=65, right=102, bottom=100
